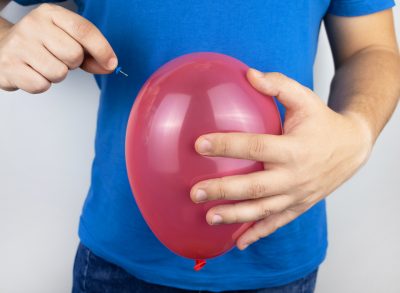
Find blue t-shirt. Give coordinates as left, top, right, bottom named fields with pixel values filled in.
left=14, top=0, right=395, bottom=290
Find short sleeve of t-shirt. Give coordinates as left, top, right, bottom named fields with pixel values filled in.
left=327, top=0, right=395, bottom=16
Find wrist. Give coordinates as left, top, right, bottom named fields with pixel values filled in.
left=341, top=110, right=374, bottom=160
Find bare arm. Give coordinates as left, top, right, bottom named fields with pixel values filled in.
left=187, top=8, right=400, bottom=249
left=325, top=9, right=400, bottom=143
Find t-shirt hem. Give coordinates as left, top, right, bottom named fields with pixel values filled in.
left=79, top=220, right=327, bottom=291
left=127, top=251, right=327, bottom=291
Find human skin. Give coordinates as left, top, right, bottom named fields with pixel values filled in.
left=0, top=2, right=117, bottom=93
left=190, top=9, right=400, bottom=250
left=1, top=2, right=399, bottom=251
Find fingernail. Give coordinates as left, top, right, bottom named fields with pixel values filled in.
left=195, top=189, right=207, bottom=202
left=108, top=57, right=118, bottom=70
left=249, top=68, right=263, bottom=77
left=196, top=138, right=212, bottom=154
left=241, top=243, right=249, bottom=250
left=211, top=214, right=223, bottom=225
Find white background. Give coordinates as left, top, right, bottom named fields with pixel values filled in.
left=0, top=2, right=399, bottom=293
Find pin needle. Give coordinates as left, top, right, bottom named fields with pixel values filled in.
left=115, top=66, right=129, bottom=77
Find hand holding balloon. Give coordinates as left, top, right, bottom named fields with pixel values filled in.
left=191, top=69, right=373, bottom=250
left=125, top=53, right=283, bottom=263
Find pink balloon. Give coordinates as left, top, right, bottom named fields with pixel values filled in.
left=125, top=52, right=282, bottom=269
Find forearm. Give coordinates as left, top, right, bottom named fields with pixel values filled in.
left=328, top=46, right=400, bottom=143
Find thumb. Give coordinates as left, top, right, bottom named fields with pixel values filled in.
left=247, top=68, right=314, bottom=111
left=80, top=55, right=117, bottom=74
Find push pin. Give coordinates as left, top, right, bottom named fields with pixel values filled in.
left=115, top=66, right=128, bottom=77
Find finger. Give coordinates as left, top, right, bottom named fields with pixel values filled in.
left=236, top=209, right=299, bottom=250
left=247, top=69, right=319, bottom=111
left=191, top=170, right=292, bottom=203
left=195, top=132, right=292, bottom=162
left=11, top=64, right=51, bottom=94
left=42, top=25, right=84, bottom=69
left=80, top=55, right=113, bottom=74
left=48, top=5, right=117, bottom=71
left=20, top=43, right=68, bottom=83
left=205, top=195, right=294, bottom=225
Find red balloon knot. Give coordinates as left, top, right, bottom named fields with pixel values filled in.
left=194, top=259, right=207, bottom=271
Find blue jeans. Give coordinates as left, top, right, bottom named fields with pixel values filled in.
left=72, top=243, right=318, bottom=293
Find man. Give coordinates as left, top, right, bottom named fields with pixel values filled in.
left=0, top=0, right=399, bottom=292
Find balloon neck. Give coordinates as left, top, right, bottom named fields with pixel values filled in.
left=194, top=259, right=207, bottom=271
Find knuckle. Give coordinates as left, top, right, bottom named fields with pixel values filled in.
left=52, top=65, right=68, bottom=82
left=248, top=180, right=267, bottom=199
left=295, top=142, right=307, bottom=157
left=259, top=206, right=272, bottom=218
left=287, top=166, right=302, bottom=184
left=270, top=72, right=286, bottom=82
left=297, top=147, right=311, bottom=165
left=247, top=135, right=265, bottom=160
left=231, top=203, right=241, bottom=223
left=0, top=78, right=17, bottom=91
left=294, top=174, right=309, bottom=191
left=65, top=47, right=84, bottom=68
left=36, top=3, right=57, bottom=13
left=216, top=178, right=227, bottom=200
left=33, top=3, right=56, bottom=17
left=5, top=33, right=23, bottom=50
left=285, top=143, right=299, bottom=163
left=18, top=14, right=35, bottom=29
left=72, top=20, right=94, bottom=40
left=28, top=80, right=51, bottom=94
left=218, top=136, right=231, bottom=156
left=0, top=52, right=13, bottom=67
